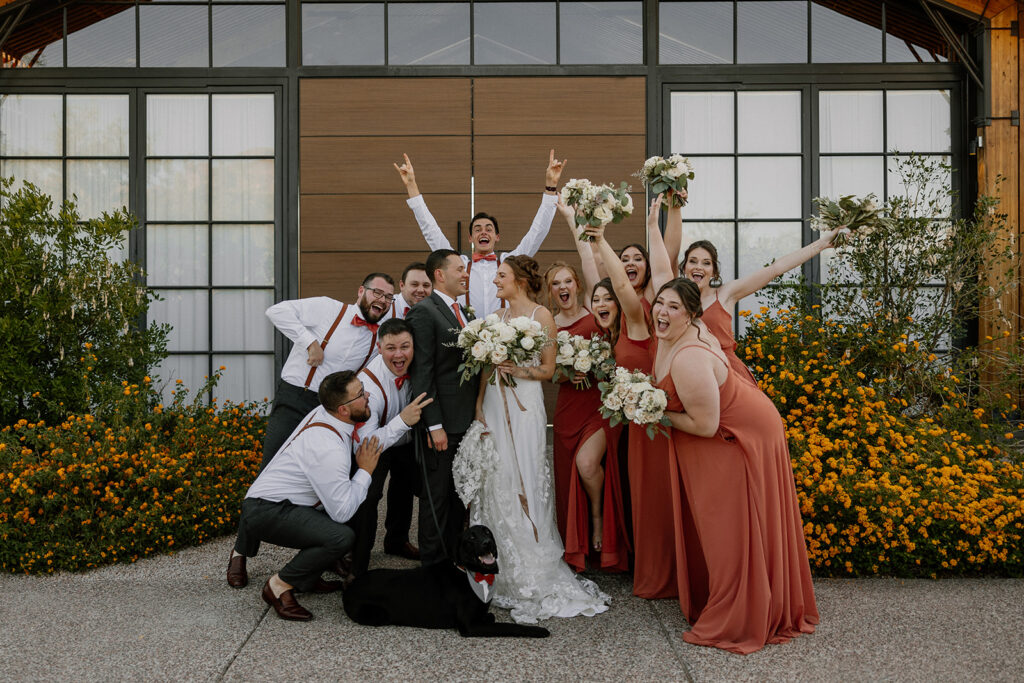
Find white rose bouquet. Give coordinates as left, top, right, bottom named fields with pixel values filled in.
left=560, top=178, right=634, bottom=240
left=552, top=331, right=615, bottom=389
left=810, top=194, right=884, bottom=248
left=636, top=154, right=694, bottom=208
left=598, top=366, right=670, bottom=439
left=453, top=313, right=550, bottom=387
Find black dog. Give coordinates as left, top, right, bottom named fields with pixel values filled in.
left=342, top=525, right=549, bottom=638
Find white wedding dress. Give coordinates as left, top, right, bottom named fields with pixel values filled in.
left=465, top=307, right=610, bottom=624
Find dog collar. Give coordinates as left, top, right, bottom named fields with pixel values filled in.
left=463, top=567, right=494, bottom=603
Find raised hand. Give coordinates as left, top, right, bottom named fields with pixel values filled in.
left=556, top=195, right=575, bottom=223
left=647, top=194, right=663, bottom=230
left=399, top=392, right=435, bottom=426
left=393, top=153, right=419, bottom=197
left=355, top=435, right=383, bottom=475
left=582, top=223, right=606, bottom=243
left=545, top=149, right=567, bottom=190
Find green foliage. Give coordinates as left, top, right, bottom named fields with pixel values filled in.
left=0, top=179, right=169, bottom=424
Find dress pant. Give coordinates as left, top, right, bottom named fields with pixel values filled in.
left=260, top=380, right=321, bottom=471
left=350, top=440, right=419, bottom=575
left=234, top=497, right=355, bottom=592
left=417, top=431, right=467, bottom=566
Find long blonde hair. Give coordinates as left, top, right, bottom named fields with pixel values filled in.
left=543, top=261, right=584, bottom=315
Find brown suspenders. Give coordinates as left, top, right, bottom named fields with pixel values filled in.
left=303, top=303, right=378, bottom=389
left=361, top=368, right=389, bottom=429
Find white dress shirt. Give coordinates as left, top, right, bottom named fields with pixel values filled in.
left=406, top=193, right=557, bottom=317
left=387, top=293, right=413, bottom=320
left=246, top=404, right=412, bottom=524
left=266, top=296, right=379, bottom=392
left=358, top=354, right=412, bottom=446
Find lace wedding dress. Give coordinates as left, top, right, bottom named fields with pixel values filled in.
left=462, top=308, right=610, bottom=624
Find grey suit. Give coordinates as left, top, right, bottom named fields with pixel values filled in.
left=406, top=292, right=480, bottom=564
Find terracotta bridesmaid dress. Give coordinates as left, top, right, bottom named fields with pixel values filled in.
left=661, top=343, right=819, bottom=654
left=701, top=291, right=757, bottom=386
left=552, top=314, right=629, bottom=573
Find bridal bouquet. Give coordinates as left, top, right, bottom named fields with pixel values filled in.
left=636, top=154, right=694, bottom=208
left=560, top=178, right=634, bottom=240
left=454, top=313, right=550, bottom=387
left=552, top=331, right=615, bottom=389
left=810, top=194, right=884, bottom=248
left=598, top=366, right=670, bottom=439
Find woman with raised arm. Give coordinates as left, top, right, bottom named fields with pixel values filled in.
left=546, top=200, right=628, bottom=572
left=650, top=277, right=818, bottom=654
left=681, top=224, right=839, bottom=384
left=585, top=195, right=678, bottom=599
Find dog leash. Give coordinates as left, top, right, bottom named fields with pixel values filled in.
left=415, top=424, right=450, bottom=560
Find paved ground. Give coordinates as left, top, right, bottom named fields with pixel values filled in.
left=3, top=525, right=1023, bottom=682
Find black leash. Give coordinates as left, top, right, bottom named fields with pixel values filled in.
left=415, top=424, right=450, bottom=560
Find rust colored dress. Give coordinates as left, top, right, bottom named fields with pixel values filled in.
left=616, top=325, right=678, bottom=599
left=662, top=344, right=819, bottom=654
left=552, top=314, right=629, bottom=572
left=701, top=292, right=757, bottom=386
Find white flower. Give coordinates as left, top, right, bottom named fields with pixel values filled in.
left=603, top=393, right=623, bottom=411
left=665, top=164, right=683, bottom=179
left=490, top=345, right=508, bottom=363
left=556, top=330, right=572, bottom=344
left=623, top=404, right=637, bottom=421
left=621, top=193, right=634, bottom=213
left=574, top=356, right=593, bottom=373
left=479, top=329, right=493, bottom=343
left=496, top=324, right=517, bottom=343
left=466, top=318, right=485, bottom=333
left=559, top=343, right=574, bottom=358
left=520, top=336, right=535, bottom=351
left=484, top=313, right=501, bottom=325
left=471, top=341, right=489, bottom=360
left=593, top=204, right=613, bottom=224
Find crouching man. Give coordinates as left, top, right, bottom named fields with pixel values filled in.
left=230, top=369, right=432, bottom=621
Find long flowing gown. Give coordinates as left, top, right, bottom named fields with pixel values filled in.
left=702, top=292, right=757, bottom=386
left=552, top=314, right=628, bottom=573
left=470, top=308, right=610, bottom=624
left=661, top=342, right=819, bottom=654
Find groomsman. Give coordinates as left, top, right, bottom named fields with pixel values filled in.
left=394, top=150, right=566, bottom=317
left=388, top=262, right=432, bottom=319
left=260, top=273, right=396, bottom=470
left=350, top=318, right=421, bottom=574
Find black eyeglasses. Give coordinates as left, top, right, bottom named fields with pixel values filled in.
left=340, top=388, right=365, bottom=405
left=366, top=287, right=396, bottom=303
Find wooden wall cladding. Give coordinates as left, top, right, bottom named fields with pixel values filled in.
left=301, top=252, right=436, bottom=299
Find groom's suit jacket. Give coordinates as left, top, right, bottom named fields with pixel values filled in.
left=406, top=292, right=480, bottom=436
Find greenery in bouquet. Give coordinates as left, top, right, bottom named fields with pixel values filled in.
left=552, top=331, right=615, bottom=389
left=453, top=314, right=550, bottom=386
left=810, top=193, right=885, bottom=248
left=559, top=178, right=634, bottom=240
left=598, top=366, right=670, bottom=439
left=636, top=154, right=694, bottom=208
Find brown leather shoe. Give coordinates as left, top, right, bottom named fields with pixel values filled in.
left=227, top=554, right=248, bottom=589
left=261, top=581, right=313, bottom=621
left=384, top=541, right=421, bottom=561
left=309, top=578, right=344, bottom=594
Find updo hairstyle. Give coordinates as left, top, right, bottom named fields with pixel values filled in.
left=504, top=254, right=544, bottom=300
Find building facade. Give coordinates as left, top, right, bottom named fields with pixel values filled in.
left=1, top=0, right=1020, bottom=404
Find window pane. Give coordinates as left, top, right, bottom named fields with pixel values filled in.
left=3, top=10, right=63, bottom=68
left=560, top=2, right=642, bottom=64
left=147, top=160, right=210, bottom=221
left=388, top=3, right=470, bottom=65
left=738, top=222, right=802, bottom=281
left=213, top=353, right=275, bottom=405
left=887, top=155, right=951, bottom=217
left=212, top=94, right=274, bottom=157
left=660, top=1, right=733, bottom=65
left=738, top=156, right=801, bottom=219
left=154, top=354, right=208, bottom=404
left=140, top=5, right=209, bottom=67
left=885, top=1, right=951, bottom=63
left=685, top=157, right=734, bottom=219
left=212, top=159, right=274, bottom=221
left=887, top=90, right=951, bottom=154
left=670, top=92, right=734, bottom=154
left=67, top=160, right=129, bottom=219
left=0, top=160, right=62, bottom=202
left=147, top=225, right=209, bottom=286
left=213, top=224, right=275, bottom=286
left=67, top=95, right=129, bottom=157
left=737, top=1, right=806, bottom=64
left=811, top=2, right=881, bottom=63
left=66, top=5, right=136, bottom=67
left=151, top=290, right=210, bottom=352
left=737, top=91, right=800, bottom=154
left=0, top=94, right=62, bottom=156
left=819, top=91, right=882, bottom=153
left=683, top=222, right=735, bottom=280
left=213, top=289, right=275, bottom=350
left=147, top=95, right=209, bottom=156
left=301, top=3, right=385, bottom=66
left=819, top=156, right=884, bottom=201
left=475, top=2, right=555, bottom=65
left=213, top=5, right=286, bottom=67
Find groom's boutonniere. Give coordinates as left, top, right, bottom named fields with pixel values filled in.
left=464, top=305, right=476, bottom=318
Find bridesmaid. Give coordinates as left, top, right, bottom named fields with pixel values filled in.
left=586, top=196, right=677, bottom=599
left=651, top=277, right=819, bottom=654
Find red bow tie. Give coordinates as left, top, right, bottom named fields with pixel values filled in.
left=403, top=306, right=410, bottom=317
left=395, top=374, right=410, bottom=389
left=473, top=572, right=495, bottom=586
left=352, top=421, right=366, bottom=443
left=472, top=253, right=497, bottom=263
left=351, top=316, right=379, bottom=334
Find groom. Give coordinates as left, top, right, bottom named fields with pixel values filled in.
left=406, top=249, right=480, bottom=565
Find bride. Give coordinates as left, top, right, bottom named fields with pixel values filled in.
left=465, top=254, right=610, bottom=624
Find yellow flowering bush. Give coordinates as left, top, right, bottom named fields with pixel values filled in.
left=0, top=373, right=265, bottom=574
left=739, top=305, right=1023, bottom=577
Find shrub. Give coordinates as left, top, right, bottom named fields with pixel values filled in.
left=0, top=372, right=265, bottom=574
left=0, top=179, right=169, bottom=425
